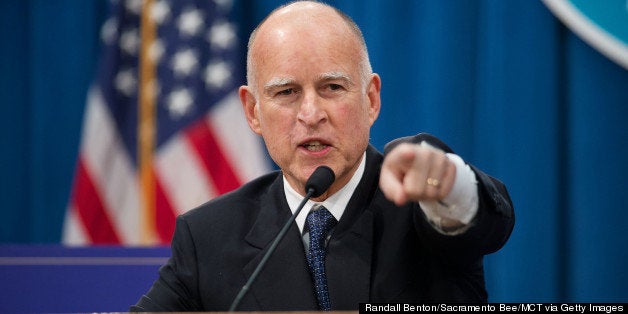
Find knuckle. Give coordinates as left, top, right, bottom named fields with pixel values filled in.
left=426, top=188, right=439, bottom=199
left=405, top=185, right=423, bottom=201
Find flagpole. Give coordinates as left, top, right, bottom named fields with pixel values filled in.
left=139, top=0, right=157, bottom=245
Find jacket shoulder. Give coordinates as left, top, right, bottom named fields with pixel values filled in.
left=384, top=133, right=454, bottom=154
left=181, top=171, right=281, bottom=221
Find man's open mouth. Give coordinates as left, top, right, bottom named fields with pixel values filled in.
left=301, top=140, right=329, bottom=152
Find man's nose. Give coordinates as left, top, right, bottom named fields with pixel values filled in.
left=297, top=91, right=327, bottom=126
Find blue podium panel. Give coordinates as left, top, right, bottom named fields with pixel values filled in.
left=0, top=245, right=170, bottom=313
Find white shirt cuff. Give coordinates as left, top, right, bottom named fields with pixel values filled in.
left=419, top=153, right=479, bottom=233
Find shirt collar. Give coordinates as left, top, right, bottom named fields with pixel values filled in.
left=284, top=152, right=366, bottom=233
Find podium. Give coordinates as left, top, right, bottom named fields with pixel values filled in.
left=0, top=245, right=169, bottom=313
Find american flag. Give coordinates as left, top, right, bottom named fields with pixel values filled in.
left=63, top=0, right=270, bottom=245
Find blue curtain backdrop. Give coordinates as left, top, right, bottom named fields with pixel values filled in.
left=1, top=0, right=627, bottom=303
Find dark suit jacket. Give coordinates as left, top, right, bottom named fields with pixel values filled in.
left=131, top=134, right=514, bottom=311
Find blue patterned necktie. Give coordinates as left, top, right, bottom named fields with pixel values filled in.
left=305, top=205, right=337, bottom=311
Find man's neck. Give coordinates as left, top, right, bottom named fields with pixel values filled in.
left=283, top=151, right=367, bottom=233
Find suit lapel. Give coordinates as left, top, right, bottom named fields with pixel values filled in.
left=243, top=175, right=318, bottom=310
left=326, top=146, right=382, bottom=309
left=326, top=210, right=373, bottom=309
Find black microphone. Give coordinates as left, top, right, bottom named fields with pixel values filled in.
left=228, top=165, right=335, bottom=312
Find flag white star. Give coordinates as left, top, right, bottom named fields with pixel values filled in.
left=125, top=0, right=143, bottom=15
left=149, top=39, right=165, bottom=63
left=208, top=20, right=236, bottom=50
left=100, top=17, right=118, bottom=45
left=150, top=0, right=171, bottom=24
left=214, top=0, right=233, bottom=11
left=178, top=8, right=204, bottom=37
left=120, top=28, right=140, bottom=55
left=204, top=61, right=231, bottom=90
left=115, top=69, right=137, bottom=97
left=171, top=49, right=199, bottom=77
left=167, top=88, right=194, bottom=119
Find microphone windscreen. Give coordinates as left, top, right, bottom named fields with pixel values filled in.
left=305, top=166, right=335, bottom=198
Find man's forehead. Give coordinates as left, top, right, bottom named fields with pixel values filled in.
left=254, top=3, right=349, bottom=47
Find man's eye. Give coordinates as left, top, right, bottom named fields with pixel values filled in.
left=327, top=83, right=345, bottom=92
left=277, top=88, right=294, bottom=96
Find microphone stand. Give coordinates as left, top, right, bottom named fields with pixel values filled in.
left=228, top=188, right=315, bottom=312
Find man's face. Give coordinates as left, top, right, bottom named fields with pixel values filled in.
left=240, top=9, right=380, bottom=198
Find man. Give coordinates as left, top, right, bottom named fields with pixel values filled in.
left=132, top=1, right=514, bottom=311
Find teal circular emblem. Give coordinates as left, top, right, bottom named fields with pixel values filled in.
left=543, top=0, right=628, bottom=69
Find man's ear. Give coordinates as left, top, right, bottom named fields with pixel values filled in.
left=239, top=86, right=262, bottom=135
left=366, top=73, right=381, bottom=125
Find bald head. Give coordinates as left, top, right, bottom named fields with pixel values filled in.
left=245, top=1, right=372, bottom=95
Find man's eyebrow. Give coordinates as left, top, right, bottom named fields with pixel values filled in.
left=264, top=77, right=295, bottom=91
left=262, top=72, right=354, bottom=92
left=318, top=71, right=353, bottom=84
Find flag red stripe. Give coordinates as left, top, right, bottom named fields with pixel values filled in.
left=72, top=158, right=121, bottom=244
left=155, top=176, right=177, bottom=243
left=185, top=119, right=242, bottom=195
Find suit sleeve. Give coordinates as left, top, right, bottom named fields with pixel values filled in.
left=385, top=133, right=515, bottom=259
left=417, top=165, right=514, bottom=302
left=130, top=216, right=203, bottom=312
left=383, top=133, right=514, bottom=303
